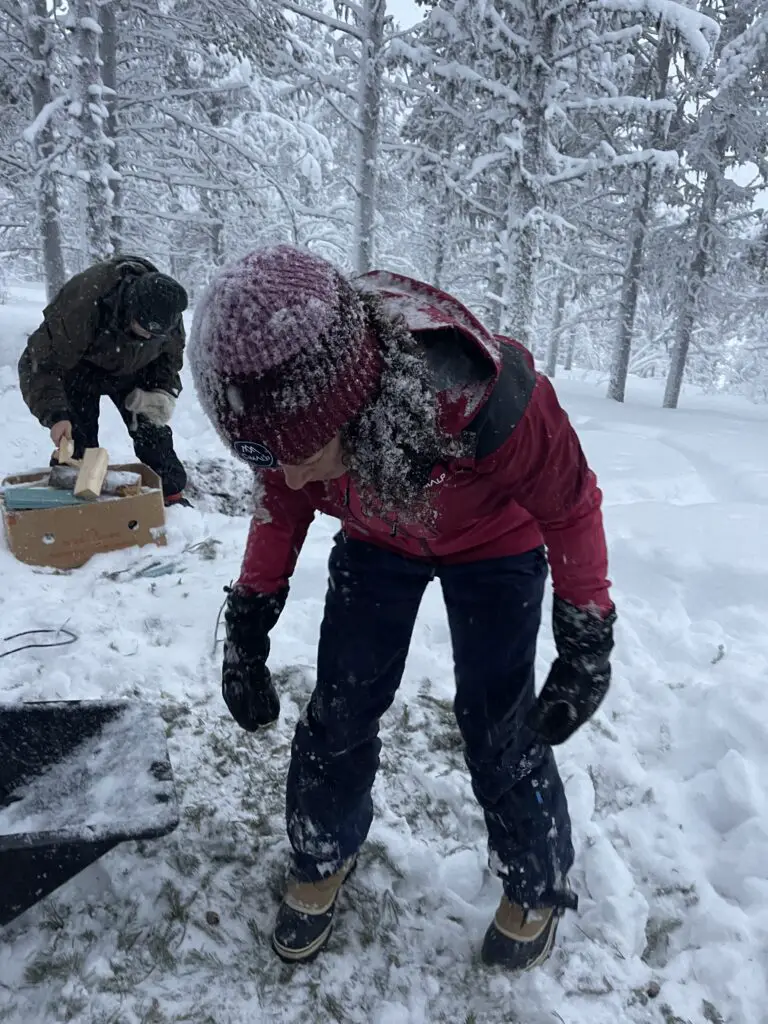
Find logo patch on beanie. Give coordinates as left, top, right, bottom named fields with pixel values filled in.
left=233, top=440, right=278, bottom=468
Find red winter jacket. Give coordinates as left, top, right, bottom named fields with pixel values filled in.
left=237, top=272, right=612, bottom=612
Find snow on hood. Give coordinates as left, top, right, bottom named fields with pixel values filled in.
left=356, top=270, right=502, bottom=433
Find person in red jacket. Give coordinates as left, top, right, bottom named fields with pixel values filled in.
left=189, top=245, right=616, bottom=971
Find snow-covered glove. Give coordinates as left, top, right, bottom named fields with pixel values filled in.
left=124, top=388, right=176, bottom=427
left=527, top=597, right=617, bottom=746
left=222, top=585, right=288, bottom=731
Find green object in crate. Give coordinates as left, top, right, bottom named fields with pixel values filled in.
left=2, top=487, right=89, bottom=511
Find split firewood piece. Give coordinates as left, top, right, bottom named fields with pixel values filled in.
left=74, top=447, right=110, bottom=500
left=56, top=437, right=80, bottom=467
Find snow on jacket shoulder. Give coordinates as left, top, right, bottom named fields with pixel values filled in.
left=237, top=273, right=612, bottom=612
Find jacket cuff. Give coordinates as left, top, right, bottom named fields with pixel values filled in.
left=42, top=409, right=72, bottom=429
left=145, top=384, right=181, bottom=399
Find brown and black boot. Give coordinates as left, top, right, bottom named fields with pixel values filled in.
left=271, top=859, right=356, bottom=963
left=481, top=895, right=563, bottom=970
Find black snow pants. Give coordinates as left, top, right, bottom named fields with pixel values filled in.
left=286, top=533, right=575, bottom=911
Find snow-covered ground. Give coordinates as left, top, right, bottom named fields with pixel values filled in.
left=1, top=285, right=767, bottom=1024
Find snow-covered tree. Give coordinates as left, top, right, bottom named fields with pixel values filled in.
left=399, top=0, right=718, bottom=352
left=66, top=0, right=114, bottom=264
left=664, top=0, right=768, bottom=408
left=0, top=1, right=67, bottom=297
left=270, top=0, right=420, bottom=272
left=99, top=0, right=121, bottom=253
left=607, top=10, right=718, bottom=402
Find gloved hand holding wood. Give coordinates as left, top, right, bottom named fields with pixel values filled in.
left=124, top=388, right=177, bottom=427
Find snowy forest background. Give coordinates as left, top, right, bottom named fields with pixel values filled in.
left=0, top=0, right=767, bottom=407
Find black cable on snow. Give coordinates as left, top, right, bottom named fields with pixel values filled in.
left=0, top=628, right=79, bottom=658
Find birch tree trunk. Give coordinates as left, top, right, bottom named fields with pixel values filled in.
left=501, top=0, right=553, bottom=347
left=608, top=30, right=674, bottom=403
left=432, top=192, right=449, bottom=289
left=608, top=166, right=652, bottom=401
left=24, top=0, right=66, bottom=300
left=204, top=94, right=227, bottom=266
left=480, top=173, right=504, bottom=331
left=663, top=161, right=721, bottom=409
left=71, top=0, right=113, bottom=262
left=504, top=184, right=539, bottom=346
left=201, top=190, right=225, bottom=266
left=485, top=240, right=506, bottom=334
left=564, top=328, right=577, bottom=370
left=545, top=282, right=568, bottom=377
left=100, top=0, right=122, bottom=252
left=354, top=0, right=385, bottom=274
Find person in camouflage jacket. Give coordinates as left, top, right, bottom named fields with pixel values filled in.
left=18, top=255, right=190, bottom=504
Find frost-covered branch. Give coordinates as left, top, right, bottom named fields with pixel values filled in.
left=262, top=0, right=364, bottom=41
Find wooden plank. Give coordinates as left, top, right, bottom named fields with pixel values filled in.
left=74, top=448, right=110, bottom=500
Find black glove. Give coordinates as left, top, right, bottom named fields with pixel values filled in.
left=222, top=585, right=288, bottom=730
left=527, top=596, right=617, bottom=746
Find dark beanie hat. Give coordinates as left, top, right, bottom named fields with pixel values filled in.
left=123, top=272, right=188, bottom=333
left=188, top=246, right=383, bottom=466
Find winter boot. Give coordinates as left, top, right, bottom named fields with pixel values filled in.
left=272, top=859, right=355, bottom=964
left=481, top=896, right=562, bottom=970
left=164, top=492, right=193, bottom=508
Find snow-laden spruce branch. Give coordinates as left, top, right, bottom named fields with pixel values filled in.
left=118, top=167, right=244, bottom=193
left=117, top=83, right=253, bottom=112
left=277, top=53, right=360, bottom=104
left=262, top=0, right=365, bottom=41
left=22, top=94, right=67, bottom=144
left=598, top=0, right=720, bottom=64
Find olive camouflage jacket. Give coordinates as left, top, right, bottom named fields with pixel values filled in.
left=18, top=255, right=186, bottom=427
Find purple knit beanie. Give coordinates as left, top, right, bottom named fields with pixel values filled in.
left=189, top=246, right=383, bottom=466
